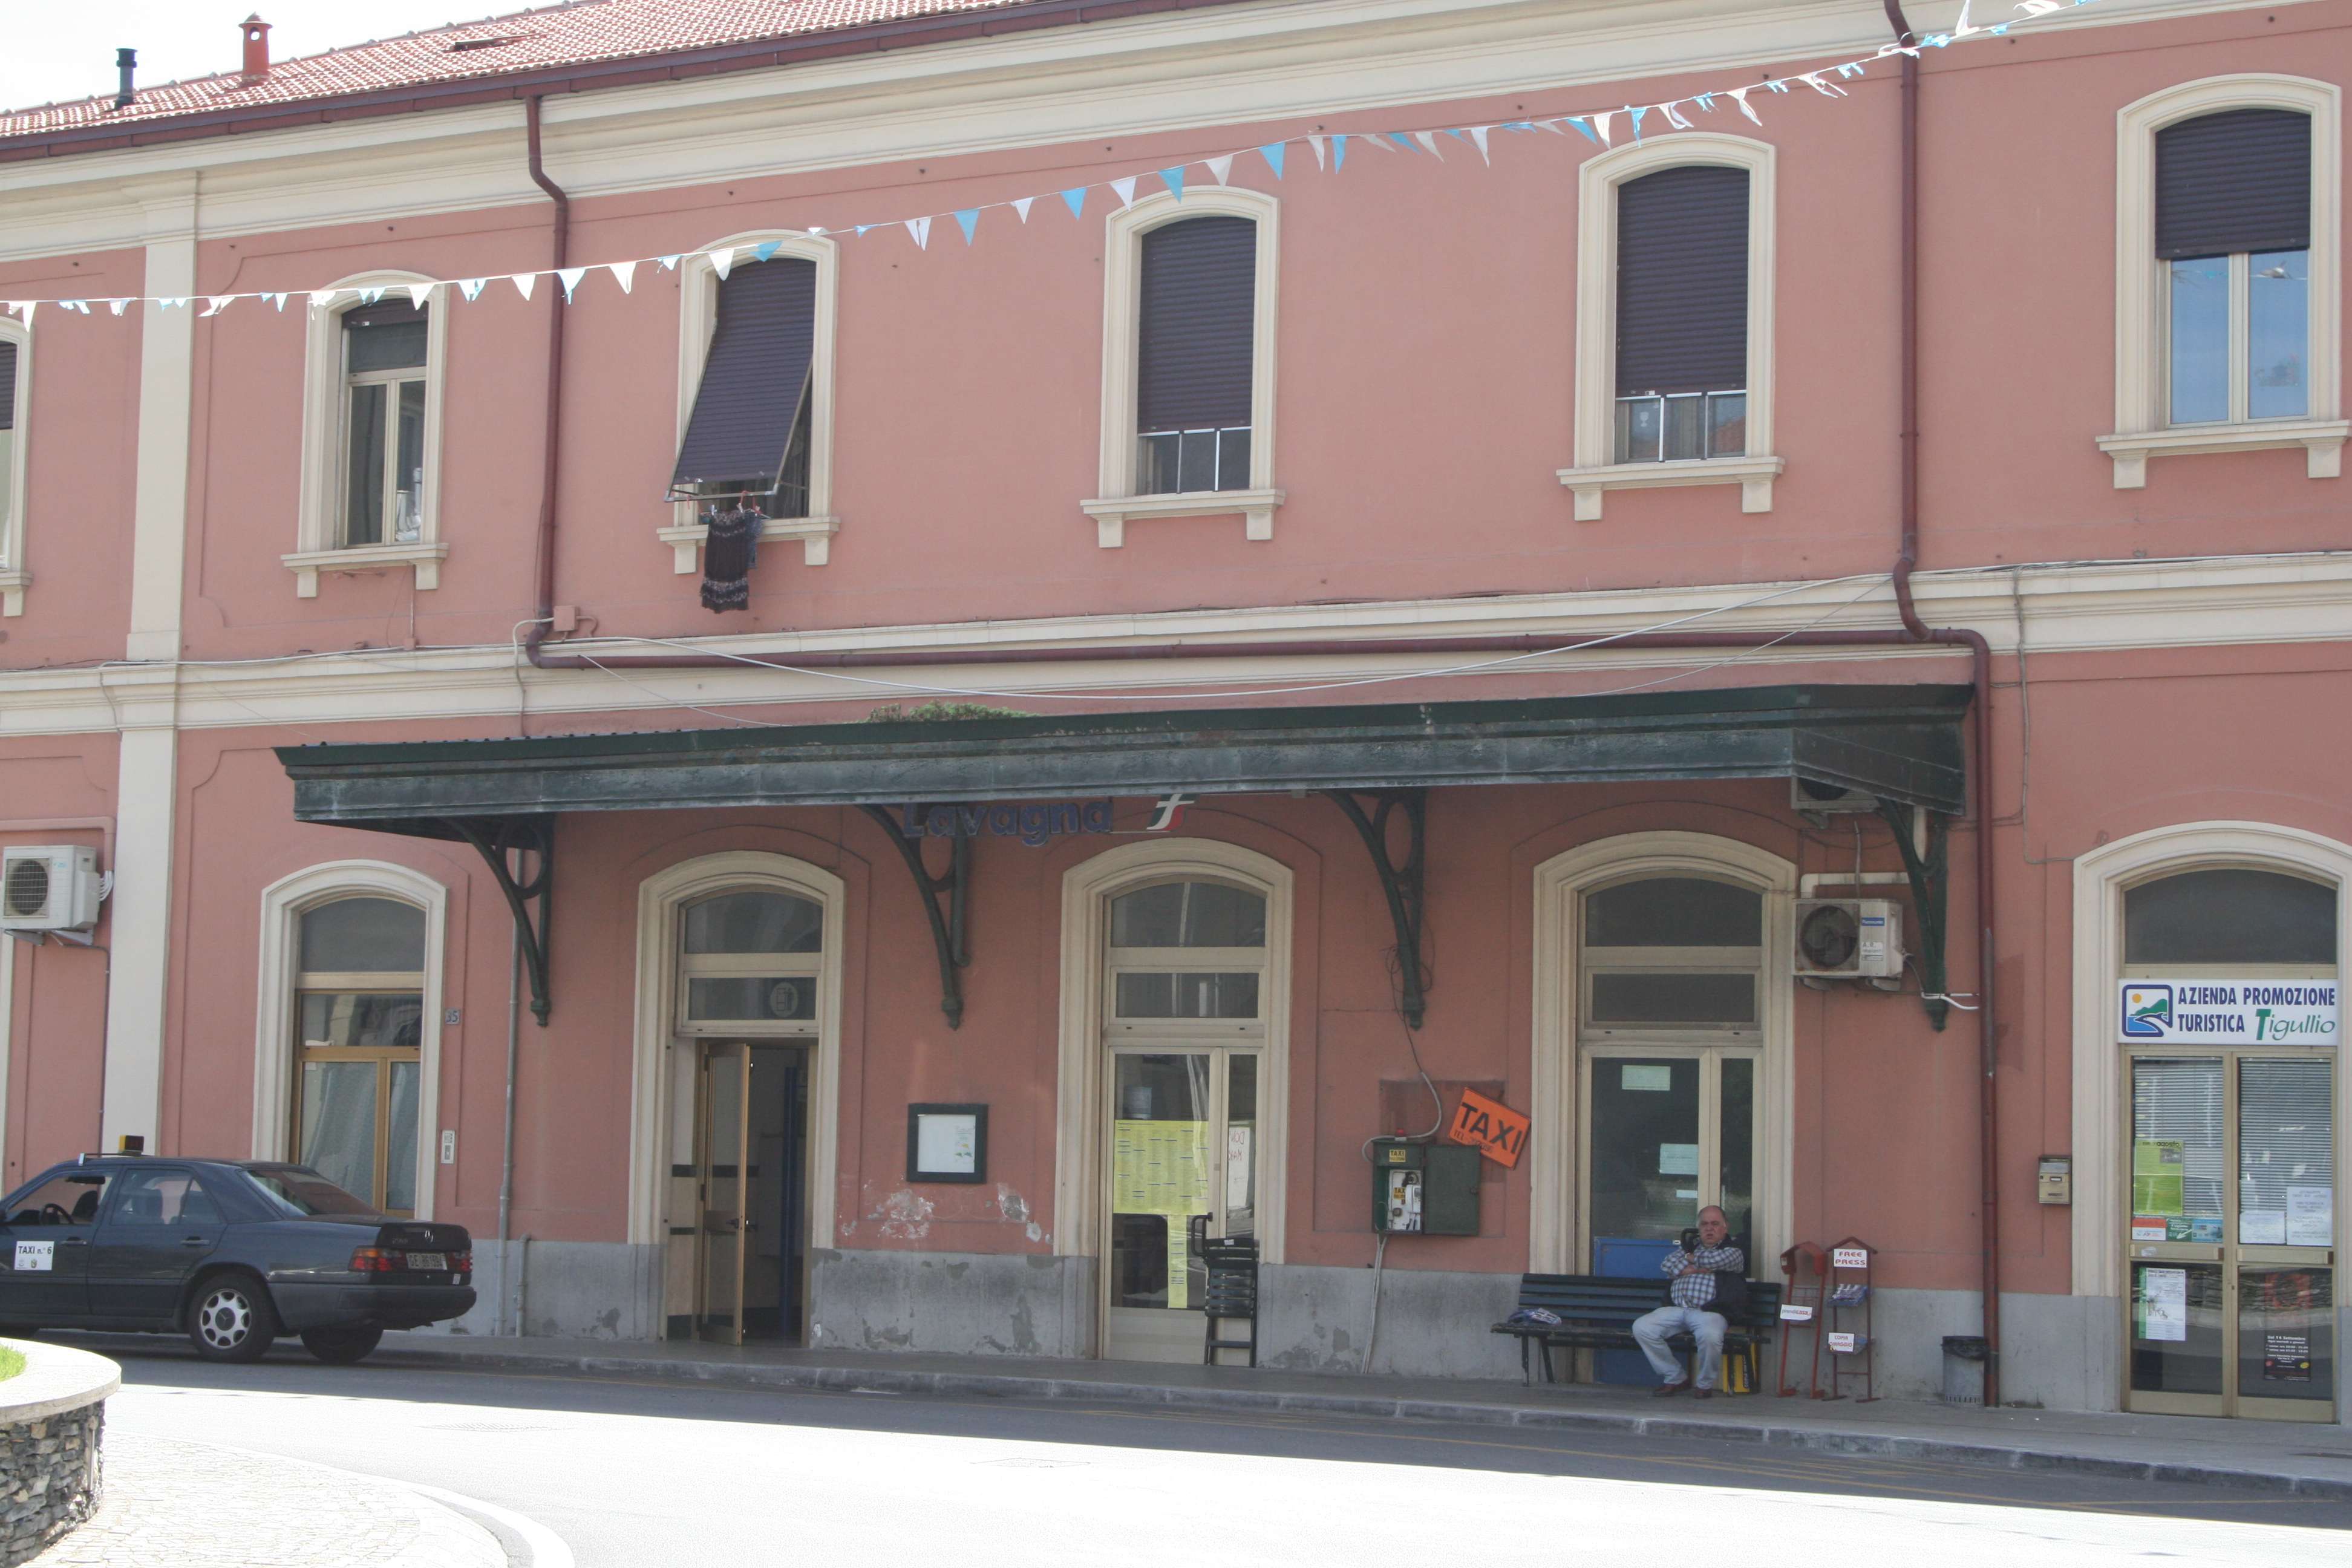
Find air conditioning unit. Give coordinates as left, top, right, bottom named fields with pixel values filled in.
left=1792, top=777, right=1878, bottom=814
left=1794, top=898, right=1904, bottom=980
left=1, top=846, right=102, bottom=932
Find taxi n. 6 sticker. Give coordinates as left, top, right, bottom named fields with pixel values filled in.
left=12, top=1240, right=53, bottom=1272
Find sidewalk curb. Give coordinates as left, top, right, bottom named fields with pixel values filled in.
left=376, top=1343, right=2352, bottom=1502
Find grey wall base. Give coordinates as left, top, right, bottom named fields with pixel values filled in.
left=1833, top=1289, right=2122, bottom=1410
left=808, top=1249, right=1096, bottom=1357
left=423, top=1241, right=663, bottom=1341
left=1257, top=1264, right=1524, bottom=1379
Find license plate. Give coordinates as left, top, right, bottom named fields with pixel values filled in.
left=406, top=1252, right=446, bottom=1272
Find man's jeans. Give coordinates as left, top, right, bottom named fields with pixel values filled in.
left=1631, top=1304, right=1728, bottom=1388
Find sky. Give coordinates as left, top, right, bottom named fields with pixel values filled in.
left=1, top=2, right=517, bottom=112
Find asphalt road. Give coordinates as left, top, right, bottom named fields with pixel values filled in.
left=75, top=1338, right=2352, bottom=1567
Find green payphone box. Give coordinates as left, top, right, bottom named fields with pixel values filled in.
left=1370, top=1138, right=1480, bottom=1235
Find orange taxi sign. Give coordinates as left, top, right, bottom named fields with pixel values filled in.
left=1445, top=1088, right=1529, bottom=1168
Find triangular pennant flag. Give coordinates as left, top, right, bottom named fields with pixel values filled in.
left=1661, top=101, right=1693, bottom=131
left=4, top=303, right=30, bottom=327
left=1333, top=134, right=1348, bottom=170
left=1501, top=120, right=1537, bottom=133
left=556, top=266, right=587, bottom=302
left=855, top=226, right=874, bottom=238
left=1565, top=116, right=1601, bottom=145
left=512, top=273, right=538, bottom=302
left=1160, top=166, right=1185, bottom=201
left=1111, top=176, right=1138, bottom=208
left=1269, top=142, right=1294, bottom=177
left=753, top=240, right=782, bottom=263
left=1766, top=78, right=1791, bottom=93
left=261, top=292, right=284, bottom=311
left=1469, top=125, right=1492, bottom=163
left=709, top=247, right=735, bottom=281
left=459, top=279, right=486, bottom=301
left=1061, top=187, right=1089, bottom=218
left=1798, top=71, right=1847, bottom=97
left=1413, top=130, right=1440, bottom=156
left=160, top=298, right=188, bottom=311
left=907, top=215, right=931, bottom=250
left=658, top=255, right=682, bottom=271
left=954, top=209, right=979, bottom=244
left=358, top=287, right=384, bottom=305
left=1386, top=131, right=1417, bottom=152
left=608, top=261, right=637, bottom=295
left=405, top=282, right=435, bottom=309
left=1537, top=118, right=1569, bottom=135
left=1013, top=195, right=1035, bottom=221
left=201, top=295, right=234, bottom=316
left=1729, top=87, right=1762, bottom=125
left=309, top=289, right=339, bottom=312
left=1696, top=93, right=1717, bottom=112
left=60, top=300, right=88, bottom=315
left=109, top=299, right=130, bottom=316
left=1591, top=111, right=1615, bottom=147
left=1206, top=154, right=1233, bottom=186
left=1628, top=106, right=1647, bottom=144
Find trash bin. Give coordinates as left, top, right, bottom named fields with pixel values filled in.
left=1941, top=1335, right=1988, bottom=1404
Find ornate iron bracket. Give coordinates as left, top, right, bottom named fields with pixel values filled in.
left=859, top=806, right=972, bottom=1029
left=1324, top=789, right=1429, bottom=1029
left=446, top=815, right=556, bottom=1028
left=1877, top=800, right=1951, bottom=1032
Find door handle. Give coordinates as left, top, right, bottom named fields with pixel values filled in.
left=180, top=1236, right=211, bottom=1248
left=58, top=1237, right=88, bottom=1247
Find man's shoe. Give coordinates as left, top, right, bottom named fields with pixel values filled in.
left=1691, top=1388, right=1716, bottom=1400
left=1651, top=1382, right=1688, bottom=1397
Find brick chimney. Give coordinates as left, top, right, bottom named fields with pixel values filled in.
left=240, top=15, right=272, bottom=82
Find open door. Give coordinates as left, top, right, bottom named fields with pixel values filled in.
left=695, top=1042, right=753, bottom=1346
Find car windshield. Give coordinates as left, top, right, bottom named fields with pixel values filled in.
left=241, top=1166, right=379, bottom=1217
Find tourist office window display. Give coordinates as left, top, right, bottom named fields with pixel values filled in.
left=2120, top=868, right=2339, bottom=1422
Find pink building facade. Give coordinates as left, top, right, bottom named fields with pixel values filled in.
left=0, top=0, right=2344, bottom=1420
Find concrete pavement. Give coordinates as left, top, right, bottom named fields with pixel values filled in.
left=376, top=1330, right=2352, bottom=1499
left=27, top=1432, right=510, bottom=1568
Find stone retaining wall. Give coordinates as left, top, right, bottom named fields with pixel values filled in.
left=0, top=1342, right=118, bottom=1568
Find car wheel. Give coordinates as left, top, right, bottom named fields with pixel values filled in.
left=188, top=1273, right=278, bottom=1363
left=299, top=1324, right=384, bottom=1365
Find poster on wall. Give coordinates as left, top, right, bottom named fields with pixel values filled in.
left=2286, top=1186, right=2334, bottom=1247
left=2118, top=979, right=2338, bottom=1045
left=2131, top=1140, right=2184, bottom=1217
left=2139, top=1267, right=2189, bottom=1344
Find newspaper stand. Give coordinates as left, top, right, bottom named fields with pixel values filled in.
left=1817, top=1236, right=1877, bottom=1403
left=1775, top=1242, right=1827, bottom=1399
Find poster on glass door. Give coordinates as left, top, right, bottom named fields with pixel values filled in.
left=2118, top=979, right=2338, bottom=1045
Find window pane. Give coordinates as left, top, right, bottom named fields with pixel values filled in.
left=1589, top=1056, right=1700, bottom=1243
left=345, top=382, right=388, bottom=546
left=301, top=992, right=423, bottom=1050
left=1111, top=881, right=1266, bottom=949
left=2132, top=1261, right=2225, bottom=1395
left=109, top=1170, right=218, bottom=1226
left=2248, top=249, right=2310, bottom=420
left=1615, top=396, right=1662, bottom=464
left=384, top=1061, right=419, bottom=1214
left=1176, top=429, right=1217, bottom=492
left=1662, top=394, right=1705, bottom=461
left=1115, top=972, right=1259, bottom=1020
left=1589, top=972, right=1755, bottom=1025
left=2125, top=869, right=2337, bottom=967
left=1110, top=1053, right=1212, bottom=1310
left=1225, top=1054, right=1258, bottom=1238
left=1707, top=392, right=1746, bottom=457
left=2239, top=1267, right=2334, bottom=1403
left=2239, top=1056, right=2333, bottom=1241
left=2167, top=256, right=2230, bottom=425
left=1215, top=426, right=1250, bottom=492
left=345, top=311, right=427, bottom=374
left=687, top=976, right=818, bottom=1024
left=0, top=430, right=13, bottom=543
left=1720, top=1057, right=1755, bottom=1246
left=301, top=897, right=425, bottom=973
left=2, top=1172, right=110, bottom=1226
left=2131, top=1056, right=2226, bottom=1238
left=1587, top=877, right=1762, bottom=947
left=392, top=379, right=425, bottom=543
left=301, top=1060, right=380, bottom=1207
left=1136, top=431, right=1180, bottom=495
left=684, top=892, right=823, bottom=955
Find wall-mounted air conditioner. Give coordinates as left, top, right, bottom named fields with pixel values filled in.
left=1, top=846, right=102, bottom=932
left=1794, top=898, right=1903, bottom=980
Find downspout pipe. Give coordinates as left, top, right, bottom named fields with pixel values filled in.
left=1885, top=0, right=2001, bottom=1406
left=523, top=96, right=569, bottom=670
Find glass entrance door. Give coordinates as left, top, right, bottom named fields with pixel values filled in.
left=2126, top=1052, right=2336, bottom=1420
left=694, top=1042, right=753, bottom=1347
left=1103, top=1049, right=1258, bottom=1363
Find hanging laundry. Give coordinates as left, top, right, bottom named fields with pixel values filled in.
left=699, top=499, right=764, bottom=612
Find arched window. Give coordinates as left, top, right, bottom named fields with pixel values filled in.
left=677, top=889, right=825, bottom=1035
left=293, top=897, right=426, bottom=1214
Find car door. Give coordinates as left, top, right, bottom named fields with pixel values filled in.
left=87, top=1167, right=227, bottom=1325
left=0, top=1168, right=113, bottom=1325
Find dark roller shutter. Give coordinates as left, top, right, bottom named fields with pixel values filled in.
left=2157, top=108, right=2310, bottom=260
left=1615, top=166, right=1749, bottom=396
left=341, top=300, right=428, bottom=373
left=0, top=341, right=14, bottom=430
left=1137, top=217, right=1255, bottom=433
left=670, top=256, right=817, bottom=495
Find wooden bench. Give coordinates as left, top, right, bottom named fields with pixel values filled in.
left=1489, top=1272, right=1782, bottom=1389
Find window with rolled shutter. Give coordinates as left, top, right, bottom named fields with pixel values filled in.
left=1613, top=166, right=1749, bottom=465
left=338, top=302, right=430, bottom=549
left=0, top=338, right=16, bottom=553
left=1135, top=217, right=1255, bottom=495
left=670, top=256, right=818, bottom=515
left=0, top=339, right=16, bottom=433
left=2157, top=109, right=2313, bottom=426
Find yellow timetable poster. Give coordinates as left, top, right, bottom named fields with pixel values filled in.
left=1113, top=1120, right=1211, bottom=1309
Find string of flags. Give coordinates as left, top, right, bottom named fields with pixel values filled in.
left=4, top=1, right=2093, bottom=321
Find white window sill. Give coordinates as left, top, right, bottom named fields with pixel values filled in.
left=658, top=514, right=841, bottom=573
left=283, top=542, right=449, bottom=598
left=1080, top=488, right=1285, bottom=549
left=2096, top=420, right=2349, bottom=489
left=1555, top=456, right=1783, bottom=521
left=0, top=567, right=27, bottom=618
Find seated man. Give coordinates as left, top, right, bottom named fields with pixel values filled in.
left=1631, top=1206, right=1745, bottom=1399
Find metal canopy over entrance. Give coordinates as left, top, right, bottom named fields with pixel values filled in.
left=277, top=683, right=1971, bottom=1028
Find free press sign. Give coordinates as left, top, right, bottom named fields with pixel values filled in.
left=2118, top=979, right=2338, bottom=1045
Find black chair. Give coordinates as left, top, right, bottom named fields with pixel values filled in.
left=1201, top=1236, right=1259, bottom=1367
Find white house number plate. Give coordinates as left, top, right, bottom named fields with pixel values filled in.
left=13, top=1240, right=53, bottom=1272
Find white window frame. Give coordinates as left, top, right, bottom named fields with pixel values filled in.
left=1560, top=134, right=1781, bottom=522
left=0, top=316, right=31, bottom=615
left=1083, top=188, right=1283, bottom=549
left=2100, top=76, right=2345, bottom=489
left=661, top=230, right=841, bottom=573
left=287, top=272, right=450, bottom=598
left=251, top=861, right=449, bottom=1221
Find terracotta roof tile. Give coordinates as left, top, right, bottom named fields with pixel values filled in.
left=0, top=0, right=1050, bottom=143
